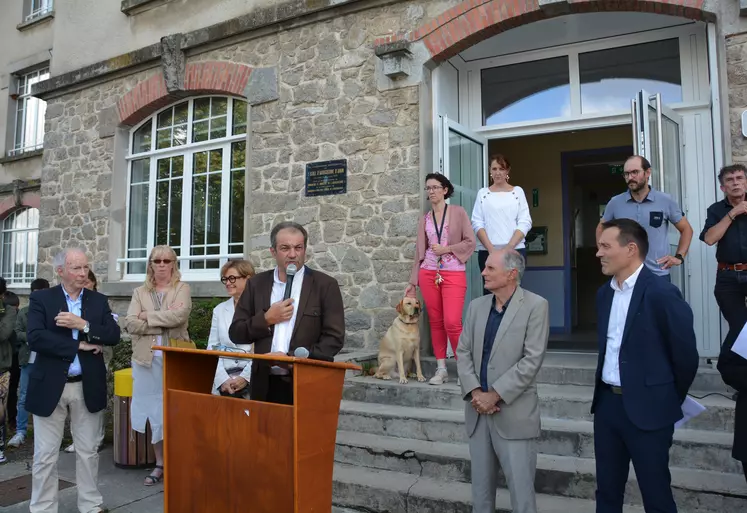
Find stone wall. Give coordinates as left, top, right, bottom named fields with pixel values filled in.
left=727, top=33, right=747, bottom=166
left=191, top=3, right=438, bottom=348
left=37, top=68, right=160, bottom=280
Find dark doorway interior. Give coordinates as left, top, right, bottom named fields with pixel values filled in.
left=551, top=145, right=634, bottom=351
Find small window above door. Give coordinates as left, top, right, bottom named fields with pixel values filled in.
left=481, top=57, right=571, bottom=126
left=580, top=39, right=682, bottom=115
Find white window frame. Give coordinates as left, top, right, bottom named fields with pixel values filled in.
left=11, top=67, right=49, bottom=157
left=121, top=95, right=248, bottom=282
left=460, top=23, right=709, bottom=138
left=1, top=207, right=39, bottom=287
left=26, top=0, right=53, bottom=21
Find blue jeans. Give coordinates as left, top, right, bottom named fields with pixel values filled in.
left=16, top=363, right=32, bottom=435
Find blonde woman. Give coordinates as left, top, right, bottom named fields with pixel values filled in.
left=125, top=246, right=191, bottom=486
left=208, top=259, right=256, bottom=398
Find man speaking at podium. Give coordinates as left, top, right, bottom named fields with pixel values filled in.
left=230, top=222, right=345, bottom=404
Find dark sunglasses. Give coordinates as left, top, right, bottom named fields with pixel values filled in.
left=220, top=275, right=244, bottom=284
left=151, top=259, right=173, bottom=265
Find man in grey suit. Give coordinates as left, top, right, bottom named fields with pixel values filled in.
left=456, top=249, right=550, bottom=513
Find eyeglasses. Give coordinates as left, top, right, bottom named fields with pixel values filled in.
left=424, top=186, right=443, bottom=192
left=622, top=169, right=644, bottom=178
left=221, top=275, right=245, bottom=284
left=211, top=344, right=247, bottom=354
left=151, top=259, right=173, bottom=265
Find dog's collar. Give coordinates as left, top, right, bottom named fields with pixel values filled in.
left=399, top=315, right=419, bottom=324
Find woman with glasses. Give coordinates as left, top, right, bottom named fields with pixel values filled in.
left=471, top=154, right=532, bottom=294
left=125, top=245, right=192, bottom=487
left=208, top=260, right=256, bottom=398
left=405, top=173, right=476, bottom=385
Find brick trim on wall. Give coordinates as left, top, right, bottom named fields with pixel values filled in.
left=0, top=194, right=42, bottom=221
left=117, top=61, right=253, bottom=126
left=375, top=0, right=714, bottom=63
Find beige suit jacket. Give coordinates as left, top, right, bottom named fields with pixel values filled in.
left=456, top=286, right=549, bottom=440
left=125, top=282, right=192, bottom=367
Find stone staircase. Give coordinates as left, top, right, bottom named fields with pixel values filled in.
left=331, top=352, right=747, bottom=512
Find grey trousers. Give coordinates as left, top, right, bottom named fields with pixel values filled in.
left=468, top=415, right=538, bottom=513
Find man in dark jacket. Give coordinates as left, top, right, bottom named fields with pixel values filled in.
left=593, top=219, right=699, bottom=513
left=717, top=328, right=747, bottom=483
left=27, top=249, right=119, bottom=512
left=0, top=277, right=18, bottom=464
left=7, top=279, right=50, bottom=449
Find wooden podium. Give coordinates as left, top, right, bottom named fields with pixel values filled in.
left=158, top=347, right=360, bottom=513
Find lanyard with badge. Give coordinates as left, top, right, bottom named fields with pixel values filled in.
left=432, top=204, right=447, bottom=287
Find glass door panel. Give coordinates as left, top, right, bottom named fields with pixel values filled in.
left=631, top=90, right=686, bottom=296
left=441, top=116, right=487, bottom=317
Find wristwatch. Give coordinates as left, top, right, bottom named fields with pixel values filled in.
left=675, top=253, right=685, bottom=263
left=83, top=322, right=90, bottom=334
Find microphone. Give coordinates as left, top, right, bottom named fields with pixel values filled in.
left=293, top=347, right=310, bottom=358
left=292, top=346, right=334, bottom=362
left=283, top=264, right=298, bottom=301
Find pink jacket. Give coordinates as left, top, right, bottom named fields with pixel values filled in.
left=409, top=204, right=477, bottom=286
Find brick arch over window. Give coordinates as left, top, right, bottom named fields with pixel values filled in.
left=375, top=0, right=715, bottom=64
left=118, top=62, right=273, bottom=127
left=0, top=193, right=40, bottom=220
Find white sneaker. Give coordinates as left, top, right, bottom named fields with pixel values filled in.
left=0, top=450, right=7, bottom=464
left=7, top=432, right=25, bottom=447
left=429, top=368, right=448, bottom=385
left=64, top=443, right=75, bottom=453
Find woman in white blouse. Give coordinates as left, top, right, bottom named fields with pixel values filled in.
left=207, top=259, right=256, bottom=398
left=471, top=154, right=532, bottom=293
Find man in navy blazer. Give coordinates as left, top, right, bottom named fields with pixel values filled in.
left=27, top=248, right=120, bottom=513
left=593, top=219, right=698, bottom=513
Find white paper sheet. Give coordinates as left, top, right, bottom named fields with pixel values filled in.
left=731, top=322, right=747, bottom=360
left=675, top=396, right=706, bottom=429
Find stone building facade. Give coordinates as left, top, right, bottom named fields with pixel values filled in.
left=6, top=0, right=747, bottom=352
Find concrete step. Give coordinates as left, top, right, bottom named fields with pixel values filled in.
left=342, top=376, right=736, bottom=432
left=334, top=431, right=747, bottom=512
left=332, top=463, right=647, bottom=513
left=417, top=354, right=730, bottom=393
left=338, top=401, right=742, bottom=474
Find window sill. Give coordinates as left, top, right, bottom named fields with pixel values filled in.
left=101, top=280, right=228, bottom=299
left=7, top=285, right=31, bottom=295
left=17, top=11, right=54, bottom=31
left=0, top=149, right=44, bottom=165
left=121, top=0, right=170, bottom=15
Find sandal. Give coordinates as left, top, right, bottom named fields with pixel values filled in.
left=144, top=465, right=164, bottom=486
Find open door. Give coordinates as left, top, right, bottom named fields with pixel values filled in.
left=631, top=90, right=687, bottom=297
left=440, top=115, right=487, bottom=315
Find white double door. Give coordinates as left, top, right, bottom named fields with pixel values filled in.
left=631, top=90, right=687, bottom=297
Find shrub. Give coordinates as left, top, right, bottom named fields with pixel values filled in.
left=188, top=297, right=224, bottom=349
left=111, top=340, right=133, bottom=373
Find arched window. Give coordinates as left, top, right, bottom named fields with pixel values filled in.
left=124, top=96, right=248, bottom=278
left=1, top=207, right=39, bottom=285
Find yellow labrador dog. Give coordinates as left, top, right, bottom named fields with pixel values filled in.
left=374, top=297, right=425, bottom=384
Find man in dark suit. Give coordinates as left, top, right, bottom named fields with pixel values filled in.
left=593, top=218, right=699, bottom=513
left=27, top=248, right=120, bottom=513
left=229, top=222, right=345, bottom=404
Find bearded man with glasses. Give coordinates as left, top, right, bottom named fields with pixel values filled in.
left=596, top=155, right=693, bottom=282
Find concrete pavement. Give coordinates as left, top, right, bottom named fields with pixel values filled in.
left=0, top=447, right=164, bottom=512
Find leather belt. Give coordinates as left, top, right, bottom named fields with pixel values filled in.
left=717, top=262, right=747, bottom=271
left=66, top=375, right=83, bottom=383
left=601, top=382, right=622, bottom=395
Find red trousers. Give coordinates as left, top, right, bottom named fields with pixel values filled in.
left=418, top=269, right=467, bottom=360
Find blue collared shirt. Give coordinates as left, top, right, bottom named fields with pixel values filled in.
left=62, top=285, right=84, bottom=377
left=602, top=188, right=683, bottom=276
left=480, top=293, right=513, bottom=392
